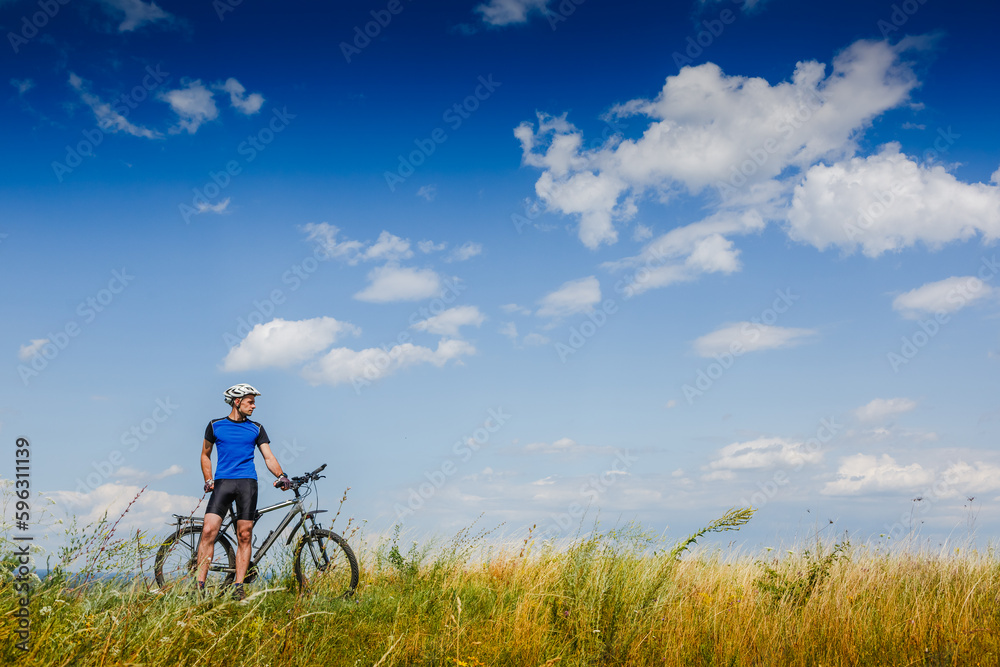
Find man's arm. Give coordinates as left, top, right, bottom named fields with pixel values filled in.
left=201, top=439, right=214, bottom=490
left=258, top=442, right=285, bottom=479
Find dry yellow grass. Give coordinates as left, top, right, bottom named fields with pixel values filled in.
left=3, top=514, right=1000, bottom=665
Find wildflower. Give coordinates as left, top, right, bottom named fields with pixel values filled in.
left=40, top=606, right=52, bottom=615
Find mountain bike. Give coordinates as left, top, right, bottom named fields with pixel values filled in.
left=153, top=464, right=359, bottom=598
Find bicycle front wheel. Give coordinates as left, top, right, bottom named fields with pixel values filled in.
left=154, top=525, right=236, bottom=593
left=293, top=529, right=359, bottom=597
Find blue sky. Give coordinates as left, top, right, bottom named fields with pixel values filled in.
left=3, top=0, right=1000, bottom=552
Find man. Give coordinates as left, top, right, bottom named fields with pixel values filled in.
left=196, top=383, right=292, bottom=600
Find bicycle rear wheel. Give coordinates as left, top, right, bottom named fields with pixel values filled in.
left=293, top=529, right=359, bottom=598
left=154, top=525, right=236, bottom=593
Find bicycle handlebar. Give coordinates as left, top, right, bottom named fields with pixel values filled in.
left=286, top=463, right=328, bottom=490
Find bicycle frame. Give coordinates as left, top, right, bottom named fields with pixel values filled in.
left=213, top=486, right=328, bottom=576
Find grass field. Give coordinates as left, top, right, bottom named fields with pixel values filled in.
left=3, top=507, right=1000, bottom=666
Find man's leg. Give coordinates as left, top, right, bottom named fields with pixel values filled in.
left=196, top=513, right=224, bottom=585
left=234, top=519, right=254, bottom=583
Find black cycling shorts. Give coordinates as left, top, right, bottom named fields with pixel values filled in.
left=205, top=478, right=258, bottom=521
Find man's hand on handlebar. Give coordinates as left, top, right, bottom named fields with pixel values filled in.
left=274, top=474, right=292, bottom=491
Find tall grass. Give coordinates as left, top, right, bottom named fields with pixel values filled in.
left=3, top=506, right=1000, bottom=665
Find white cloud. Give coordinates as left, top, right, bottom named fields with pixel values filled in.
left=114, top=464, right=182, bottom=481
left=159, top=79, right=218, bottom=134
left=475, top=0, right=549, bottom=25
left=707, top=437, right=822, bottom=474
left=938, top=461, right=1000, bottom=497
left=418, top=240, right=447, bottom=253
left=633, top=224, right=653, bottom=241
left=221, top=317, right=359, bottom=371
left=302, top=223, right=365, bottom=265
left=217, top=78, right=264, bottom=114
left=526, top=437, right=580, bottom=453
left=822, top=453, right=934, bottom=495
left=500, top=303, right=531, bottom=315
left=69, top=73, right=161, bottom=139
left=892, top=276, right=995, bottom=319
left=51, top=483, right=200, bottom=535
left=854, top=397, right=917, bottom=422
left=301, top=338, right=475, bottom=386
left=786, top=144, right=1000, bottom=257
left=354, top=265, right=443, bottom=303
left=154, top=464, right=183, bottom=479
left=10, top=78, right=34, bottom=96
left=18, top=338, right=49, bottom=360
left=537, top=276, right=601, bottom=320
left=447, top=241, right=483, bottom=262
left=499, top=322, right=518, bottom=341
left=195, top=197, right=230, bottom=215
left=99, top=0, right=172, bottom=32
left=363, top=231, right=413, bottom=263
left=411, top=306, right=485, bottom=337
left=303, top=224, right=429, bottom=266
left=516, top=39, right=920, bottom=248
left=416, top=185, right=437, bottom=201
left=606, top=210, right=765, bottom=296
left=693, top=322, right=816, bottom=357
left=523, top=437, right=615, bottom=456
left=522, top=332, right=550, bottom=346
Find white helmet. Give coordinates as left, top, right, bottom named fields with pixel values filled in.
left=224, top=383, right=261, bottom=405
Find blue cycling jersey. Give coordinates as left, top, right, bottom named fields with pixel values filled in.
left=205, top=417, right=269, bottom=480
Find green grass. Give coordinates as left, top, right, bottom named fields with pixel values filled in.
left=3, top=509, right=1000, bottom=665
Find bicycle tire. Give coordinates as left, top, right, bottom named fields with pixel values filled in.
left=154, top=525, right=236, bottom=592
left=293, top=529, right=359, bottom=597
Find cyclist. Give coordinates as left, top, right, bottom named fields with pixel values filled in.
left=196, top=383, right=292, bottom=600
